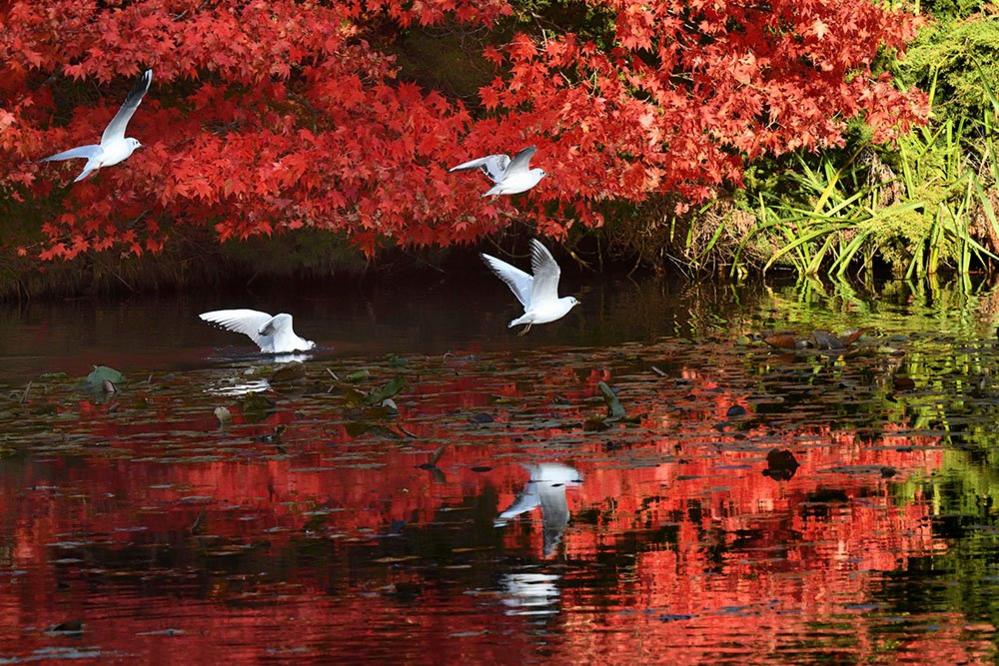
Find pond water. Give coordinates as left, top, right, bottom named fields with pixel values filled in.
left=0, top=274, right=998, bottom=663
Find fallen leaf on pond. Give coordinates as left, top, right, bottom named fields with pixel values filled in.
left=763, top=332, right=801, bottom=350
left=240, top=393, right=276, bottom=423
left=598, top=381, right=626, bottom=421
left=839, top=328, right=864, bottom=346
left=345, top=369, right=370, bottom=382
left=366, top=378, right=405, bottom=406
left=46, top=621, right=84, bottom=636
left=763, top=449, right=800, bottom=482
left=270, top=363, right=307, bottom=385
left=84, top=365, right=124, bottom=391
left=810, top=330, right=844, bottom=350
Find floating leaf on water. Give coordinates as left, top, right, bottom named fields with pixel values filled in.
left=136, top=629, right=185, bottom=637
left=597, top=381, right=626, bottom=420
left=366, top=378, right=405, bottom=406
left=255, top=424, right=285, bottom=444
left=762, top=449, right=800, bottom=482
left=839, top=329, right=864, bottom=346
left=763, top=333, right=800, bottom=350
left=659, top=614, right=694, bottom=623
left=384, top=354, right=408, bottom=368
left=239, top=393, right=276, bottom=424
left=46, top=620, right=84, bottom=636
left=345, top=421, right=373, bottom=437
left=584, top=416, right=612, bottom=432
left=84, top=365, right=124, bottom=391
left=270, top=362, right=307, bottom=385
left=810, top=330, right=844, bottom=350
left=345, top=369, right=370, bottom=383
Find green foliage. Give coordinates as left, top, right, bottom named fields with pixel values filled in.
left=916, top=0, right=992, bottom=19
left=727, top=111, right=998, bottom=280
left=651, top=7, right=999, bottom=282
left=707, top=11, right=999, bottom=282
left=897, top=10, right=999, bottom=118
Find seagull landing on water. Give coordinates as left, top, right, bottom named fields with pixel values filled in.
left=199, top=310, right=316, bottom=354
left=40, top=69, right=152, bottom=183
left=449, top=146, right=545, bottom=197
left=481, top=238, right=580, bottom=335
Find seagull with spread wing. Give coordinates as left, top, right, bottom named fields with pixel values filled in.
left=199, top=310, right=316, bottom=354
left=40, top=69, right=153, bottom=183
left=480, top=238, right=580, bottom=335
left=449, top=146, right=546, bottom=197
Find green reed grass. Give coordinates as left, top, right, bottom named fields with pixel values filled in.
left=726, top=64, right=999, bottom=281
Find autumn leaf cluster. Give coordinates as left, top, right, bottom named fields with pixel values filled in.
left=0, top=0, right=927, bottom=260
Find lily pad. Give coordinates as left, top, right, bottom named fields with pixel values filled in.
left=366, top=378, right=405, bottom=406
left=598, top=382, right=626, bottom=421
left=83, top=366, right=124, bottom=391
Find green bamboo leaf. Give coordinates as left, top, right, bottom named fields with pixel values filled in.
left=764, top=224, right=846, bottom=272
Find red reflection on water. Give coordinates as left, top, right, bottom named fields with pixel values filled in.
left=0, top=357, right=992, bottom=663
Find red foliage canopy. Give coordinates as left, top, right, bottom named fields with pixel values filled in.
left=0, top=0, right=926, bottom=260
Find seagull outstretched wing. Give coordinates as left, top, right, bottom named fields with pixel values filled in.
left=481, top=253, right=534, bottom=309
left=505, top=146, right=537, bottom=177
left=527, top=239, right=561, bottom=307
left=101, top=69, right=153, bottom=145
left=449, top=154, right=511, bottom=183
left=199, top=309, right=274, bottom=347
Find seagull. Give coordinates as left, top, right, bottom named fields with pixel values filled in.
left=481, top=238, right=580, bottom=335
left=449, top=146, right=546, bottom=197
left=199, top=310, right=316, bottom=354
left=494, top=463, right=582, bottom=557
left=40, top=69, right=153, bottom=182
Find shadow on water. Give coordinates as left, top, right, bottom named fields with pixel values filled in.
left=0, top=275, right=997, bottom=662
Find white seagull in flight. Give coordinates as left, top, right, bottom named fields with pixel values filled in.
left=449, top=146, right=546, bottom=197
left=40, top=69, right=152, bottom=182
left=481, top=238, right=580, bottom=335
left=199, top=309, right=316, bottom=354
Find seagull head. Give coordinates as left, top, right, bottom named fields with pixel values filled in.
left=304, top=339, right=317, bottom=350
left=567, top=296, right=581, bottom=309
left=126, top=138, right=142, bottom=152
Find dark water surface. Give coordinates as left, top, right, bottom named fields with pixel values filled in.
left=0, top=276, right=998, bottom=663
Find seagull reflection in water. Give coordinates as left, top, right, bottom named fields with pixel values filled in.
left=494, top=463, right=582, bottom=557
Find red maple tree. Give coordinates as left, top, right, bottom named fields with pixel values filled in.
left=0, top=0, right=926, bottom=260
